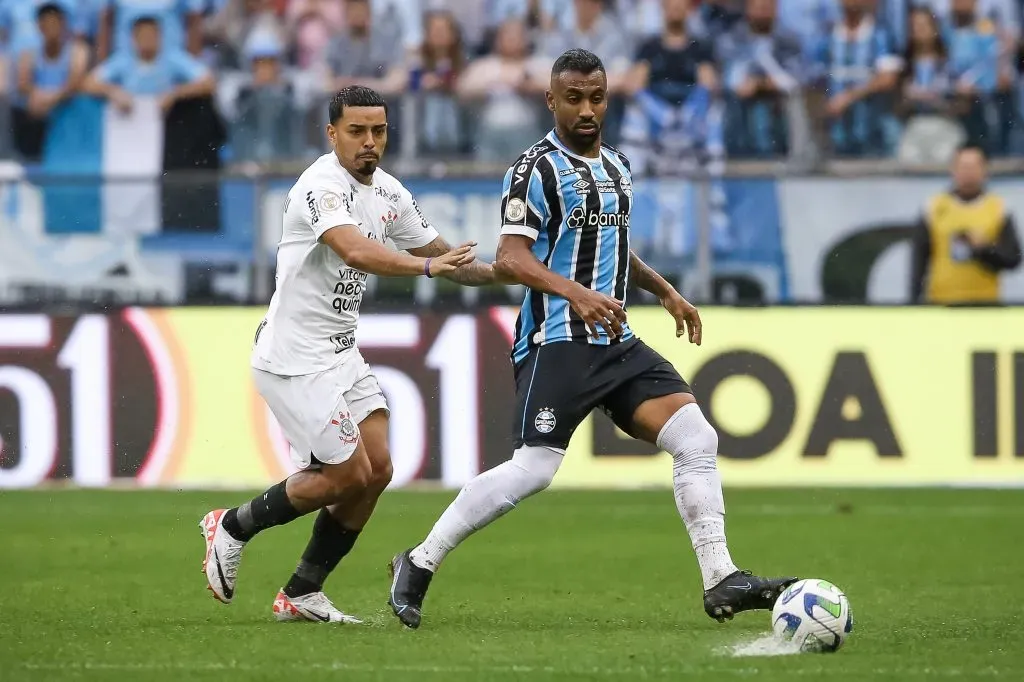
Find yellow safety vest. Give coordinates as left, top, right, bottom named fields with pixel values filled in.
left=925, top=192, right=1005, bottom=304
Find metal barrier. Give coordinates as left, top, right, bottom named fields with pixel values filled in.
left=2, top=160, right=1023, bottom=307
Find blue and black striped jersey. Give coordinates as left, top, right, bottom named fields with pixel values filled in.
left=499, top=131, right=634, bottom=364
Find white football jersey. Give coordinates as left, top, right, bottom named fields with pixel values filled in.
left=251, top=152, right=439, bottom=376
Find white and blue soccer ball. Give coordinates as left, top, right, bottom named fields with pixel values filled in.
left=771, top=579, right=854, bottom=653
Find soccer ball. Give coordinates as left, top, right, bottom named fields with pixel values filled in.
left=771, top=579, right=853, bottom=653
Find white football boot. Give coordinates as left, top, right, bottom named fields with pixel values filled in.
left=199, top=509, right=246, bottom=604
left=272, top=590, right=364, bottom=624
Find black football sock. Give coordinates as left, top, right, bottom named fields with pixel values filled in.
left=283, top=509, right=362, bottom=598
left=221, top=480, right=303, bottom=543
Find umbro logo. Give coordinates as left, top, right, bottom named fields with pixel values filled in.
left=572, top=179, right=590, bottom=194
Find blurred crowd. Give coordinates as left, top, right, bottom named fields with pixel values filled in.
left=1, top=0, right=1023, bottom=174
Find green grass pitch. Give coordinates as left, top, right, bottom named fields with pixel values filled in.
left=2, top=488, right=1022, bottom=680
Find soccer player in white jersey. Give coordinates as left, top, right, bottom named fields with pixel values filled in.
left=199, top=86, right=496, bottom=623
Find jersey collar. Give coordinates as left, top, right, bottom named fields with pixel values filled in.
left=546, top=130, right=606, bottom=165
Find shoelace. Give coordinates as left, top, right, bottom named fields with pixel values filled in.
left=302, top=592, right=336, bottom=614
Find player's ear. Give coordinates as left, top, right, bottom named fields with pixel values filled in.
left=545, top=90, right=555, bottom=112
left=326, top=123, right=336, bottom=147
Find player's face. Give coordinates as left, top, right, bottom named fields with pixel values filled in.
left=952, top=150, right=987, bottom=194
left=548, top=70, right=608, bottom=148
left=328, top=106, right=388, bottom=178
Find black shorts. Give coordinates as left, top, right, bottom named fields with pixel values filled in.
left=512, top=337, right=692, bottom=450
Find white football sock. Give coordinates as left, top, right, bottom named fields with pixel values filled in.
left=409, top=446, right=562, bottom=572
left=657, top=402, right=739, bottom=590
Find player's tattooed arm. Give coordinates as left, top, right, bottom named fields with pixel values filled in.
left=408, top=236, right=497, bottom=286
left=629, top=251, right=702, bottom=345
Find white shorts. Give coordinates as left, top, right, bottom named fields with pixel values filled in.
left=252, top=351, right=388, bottom=470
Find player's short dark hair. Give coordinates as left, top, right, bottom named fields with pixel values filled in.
left=132, top=15, right=160, bottom=31
left=328, top=86, right=389, bottom=125
left=37, top=2, right=66, bottom=19
left=550, top=48, right=605, bottom=78
left=956, top=142, right=988, bottom=162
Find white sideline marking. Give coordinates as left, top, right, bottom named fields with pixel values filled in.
left=18, top=662, right=1009, bottom=677
left=577, top=504, right=1019, bottom=518
left=730, top=504, right=1016, bottom=517
left=725, top=635, right=801, bottom=657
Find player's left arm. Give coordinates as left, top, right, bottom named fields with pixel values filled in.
left=629, top=250, right=702, bottom=346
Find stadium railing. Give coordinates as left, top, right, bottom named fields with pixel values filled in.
left=2, top=157, right=1024, bottom=308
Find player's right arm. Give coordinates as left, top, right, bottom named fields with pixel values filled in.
left=321, top=226, right=474, bottom=277
left=302, top=185, right=474, bottom=277
left=493, top=164, right=626, bottom=339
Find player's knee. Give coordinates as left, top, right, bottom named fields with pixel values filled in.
left=368, top=455, right=393, bottom=490
left=322, top=451, right=373, bottom=500
left=657, top=404, right=718, bottom=471
left=349, top=454, right=374, bottom=490
left=510, top=445, right=563, bottom=495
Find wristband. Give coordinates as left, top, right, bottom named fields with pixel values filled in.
left=424, top=257, right=433, bottom=278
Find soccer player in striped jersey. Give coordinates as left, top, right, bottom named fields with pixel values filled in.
left=388, top=48, right=797, bottom=629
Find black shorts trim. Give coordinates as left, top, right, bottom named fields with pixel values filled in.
left=512, top=338, right=691, bottom=450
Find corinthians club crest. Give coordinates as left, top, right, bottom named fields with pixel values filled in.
left=381, top=209, right=398, bottom=233
left=332, top=411, right=358, bottom=445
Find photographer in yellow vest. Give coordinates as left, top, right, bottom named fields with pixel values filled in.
left=911, top=144, right=1022, bottom=305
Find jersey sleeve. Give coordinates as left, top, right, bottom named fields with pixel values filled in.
left=390, top=185, right=440, bottom=250
left=301, top=178, right=359, bottom=241
left=499, top=163, right=548, bottom=242
left=94, top=54, right=127, bottom=85
left=169, top=50, right=209, bottom=84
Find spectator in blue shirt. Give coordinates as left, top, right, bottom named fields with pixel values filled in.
left=12, top=2, right=88, bottom=160
left=898, top=6, right=953, bottom=116
left=718, top=0, right=806, bottom=156
left=96, top=0, right=204, bottom=60
left=922, top=0, right=1020, bottom=41
left=0, top=0, right=90, bottom=53
left=814, top=0, right=903, bottom=155
left=84, top=15, right=213, bottom=113
left=947, top=0, right=1001, bottom=92
left=777, top=0, right=839, bottom=53
left=943, top=0, right=1008, bottom=151
left=229, top=30, right=300, bottom=163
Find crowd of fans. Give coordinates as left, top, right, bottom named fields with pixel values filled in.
left=0, top=0, right=1022, bottom=173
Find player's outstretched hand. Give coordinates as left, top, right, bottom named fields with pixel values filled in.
left=663, top=293, right=702, bottom=346
left=568, top=285, right=627, bottom=340
left=428, top=242, right=477, bottom=277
